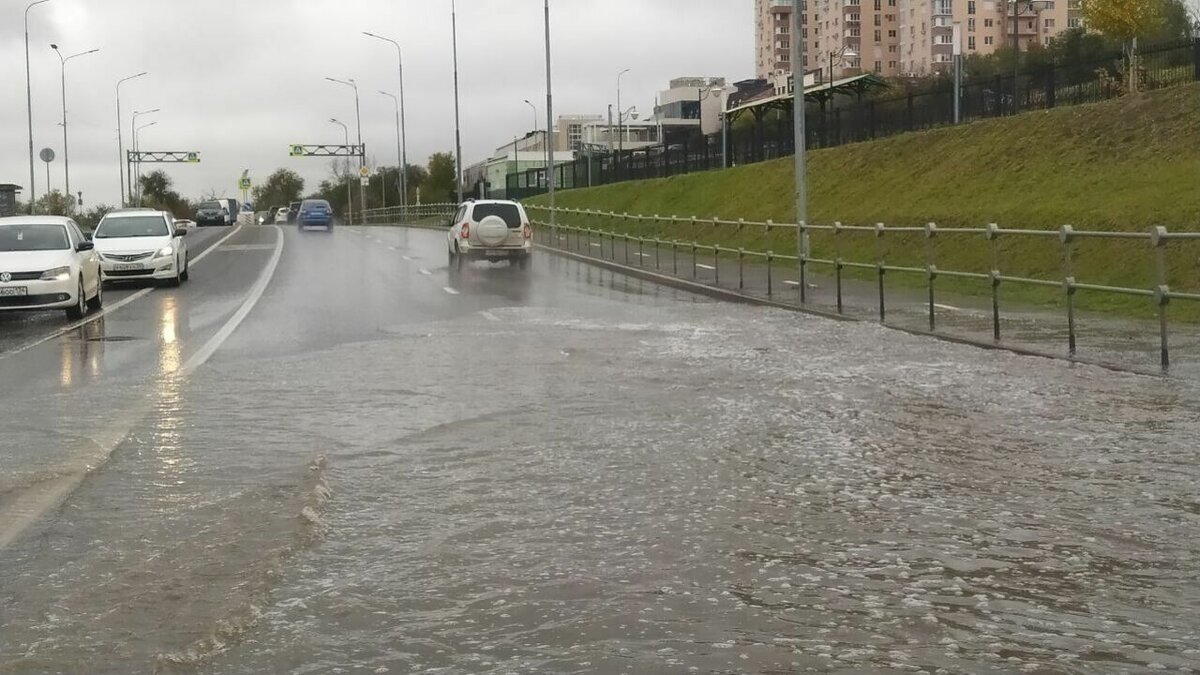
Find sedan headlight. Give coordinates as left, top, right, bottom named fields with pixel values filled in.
left=40, top=266, right=71, bottom=281
left=155, top=245, right=174, bottom=258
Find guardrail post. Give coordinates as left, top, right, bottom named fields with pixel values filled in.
left=624, top=233, right=630, bottom=264
left=875, top=222, right=886, bottom=323
left=1060, top=225, right=1077, bottom=356
left=691, top=243, right=698, bottom=279
left=638, top=236, right=644, bottom=266
left=654, top=237, right=661, bottom=270
left=766, top=251, right=774, bottom=296
left=988, top=223, right=1002, bottom=342
left=926, top=222, right=938, bottom=331
left=1151, top=226, right=1171, bottom=371
left=735, top=217, right=743, bottom=235
left=738, top=248, right=745, bottom=290
left=672, top=240, right=679, bottom=275
left=834, top=221, right=844, bottom=314
left=713, top=246, right=720, bottom=284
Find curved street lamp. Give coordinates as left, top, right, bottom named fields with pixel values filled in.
left=24, top=0, right=52, bottom=212
left=50, top=44, right=99, bottom=201
left=363, top=31, right=409, bottom=209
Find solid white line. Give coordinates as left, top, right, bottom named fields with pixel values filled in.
left=480, top=311, right=500, bottom=322
left=181, top=226, right=284, bottom=374
left=0, top=224, right=244, bottom=362
left=697, top=264, right=716, bottom=270
left=419, top=268, right=432, bottom=276
left=442, top=287, right=460, bottom=295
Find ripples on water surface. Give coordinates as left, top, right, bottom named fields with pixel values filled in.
left=3, top=287, right=1199, bottom=674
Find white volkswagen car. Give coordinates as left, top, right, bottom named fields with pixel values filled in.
left=93, top=209, right=190, bottom=286
left=0, top=216, right=103, bottom=320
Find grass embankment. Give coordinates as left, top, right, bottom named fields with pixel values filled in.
left=530, top=83, right=1200, bottom=319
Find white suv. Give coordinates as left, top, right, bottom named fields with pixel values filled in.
left=446, top=200, right=533, bottom=270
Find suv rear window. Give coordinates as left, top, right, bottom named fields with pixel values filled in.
left=472, top=203, right=522, bottom=228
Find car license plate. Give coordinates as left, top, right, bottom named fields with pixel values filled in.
left=0, top=286, right=28, bottom=297
left=113, top=263, right=143, bottom=271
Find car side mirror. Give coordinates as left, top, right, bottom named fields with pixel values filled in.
left=76, top=241, right=95, bottom=252
left=174, top=228, right=188, bottom=238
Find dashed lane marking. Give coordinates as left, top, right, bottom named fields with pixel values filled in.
left=443, top=287, right=460, bottom=295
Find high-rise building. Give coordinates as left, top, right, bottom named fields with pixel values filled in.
left=899, top=0, right=1080, bottom=76
left=809, top=0, right=902, bottom=79
left=756, top=0, right=803, bottom=78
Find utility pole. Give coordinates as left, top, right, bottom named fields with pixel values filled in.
left=544, top=0, right=556, bottom=232
left=451, top=0, right=464, bottom=204
left=953, top=22, right=962, bottom=124
left=24, top=0, right=52, bottom=213
left=791, top=0, right=809, bottom=282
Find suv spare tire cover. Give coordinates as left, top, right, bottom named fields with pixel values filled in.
left=476, top=215, right=509, bottom=246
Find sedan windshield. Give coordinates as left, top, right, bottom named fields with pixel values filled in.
left=0, top=224, right=69, bottom=251
left=95, top=216, right=170, bottom=239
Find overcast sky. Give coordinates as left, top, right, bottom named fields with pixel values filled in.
left=0, top=0, right=754, bottom=207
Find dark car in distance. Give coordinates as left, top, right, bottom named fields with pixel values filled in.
left=297, top=199, right=334, bottom=231
left=195, top=200, right=234, bottom=227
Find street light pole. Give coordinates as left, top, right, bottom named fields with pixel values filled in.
left=134, top=121, right=157, bottom=207
left=51, top=44, right=99, bottom=205
left=616, top=68, right=631, bottom=159
left=326, top=77, right=364, bottom=216
left=115, top=72, right=147, bottom=209
left=24, top=0, right=52, bottom=214
left=544, top=0, right=556, bottom=231
left=451, top=0, right=464, bottom=203
left=130, top=108, right=159, bottom=206
left=363, top=32, right=409, bottom=209
left=330, top=118, right=353, bottom=225
left=379, top=91, right=402, bottom=210
left=791, top=0, right=810, bottom=288
left=523, top=99, right=538, bottom=149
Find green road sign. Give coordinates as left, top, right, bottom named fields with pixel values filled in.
left=186, top=152, right=199, bottom=163
left=290, top=144, right=305, bottom=156
left=239, top=178, right=252, bottom=190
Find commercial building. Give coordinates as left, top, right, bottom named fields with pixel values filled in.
left=652, top=77, right=730, bottom=140
left=554, top=115, right=605, bottom=153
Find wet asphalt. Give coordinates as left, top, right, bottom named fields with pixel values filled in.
left=1, top=223, right=1199, bottom=674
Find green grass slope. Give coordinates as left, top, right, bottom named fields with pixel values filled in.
left=531, top=83, right=1200, bottom=317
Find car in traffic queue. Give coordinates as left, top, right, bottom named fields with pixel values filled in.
left=297, top=199, right=334, bottom=231
left=195, top=199, right=235, bottom=227
left=286, top=201, right=302, bottom=224
left=175, top=218, right=197, bottom=229
left=0, top=215, right=103, bottom=320
left=92, top=209, right=190, bottom=287
left=446, top=199, right=533, bottom=270
left=272, top=206, right=290, bottom=224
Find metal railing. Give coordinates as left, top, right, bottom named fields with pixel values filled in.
left=360, top=203, right=456, bottom=226
left=524, top=205, right=1200, bottom=372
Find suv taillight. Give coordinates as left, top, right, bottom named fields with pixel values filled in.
left=461, top=223, right=470, bottom=239
left=523, top=224, right=532, bottom=239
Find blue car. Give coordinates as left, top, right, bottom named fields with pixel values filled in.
left=297, top=199, right=334, bottom=231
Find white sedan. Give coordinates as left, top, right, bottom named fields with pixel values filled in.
left=0, top=215, right=103, bottom=320
left=93, top=209, right=190, bottom=286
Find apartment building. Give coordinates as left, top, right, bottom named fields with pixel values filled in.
left=757, top=0, right=805, bottom=77
left=900, top=0, right=1080, bottom=76
left=810, top=0, right=903, bottom=78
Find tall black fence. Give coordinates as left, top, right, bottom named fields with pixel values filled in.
left=507, top=38, right=1198, bottom=199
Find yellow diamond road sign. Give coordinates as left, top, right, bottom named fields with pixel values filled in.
left=359, top=166, right=370, bottom=178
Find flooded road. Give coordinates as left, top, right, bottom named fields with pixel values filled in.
left=1, top=226, right=1198, bottom=673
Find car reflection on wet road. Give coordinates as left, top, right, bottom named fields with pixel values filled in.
left=1, top=224, right=1198, bottom=674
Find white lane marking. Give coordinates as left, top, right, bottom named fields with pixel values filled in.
left=590, top=242, right=602, bottom=248
left=221, top=244, right=277, bottom=252
left=388, top=246, right=398, bottom=251
left=696, top=264, right=716, bottom=270
left=419, top=268, right=432, bottom=276
left=480, top=311, right=500, bottom=322
left=934, top=303, right=961, bottom=311
left=0, top=225, right=244, bottom=361
left=180, top=225, right=285, bottom=375
left=442, top=287, right=460, bottom=295
left=784, top=280, right=801, bottom=286
left=401, top=255, right=413, bottom=261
